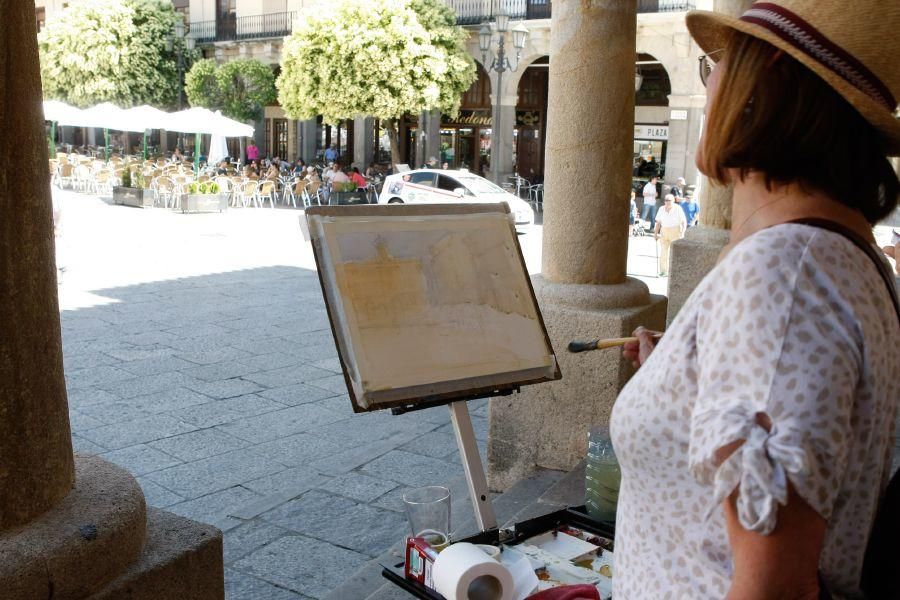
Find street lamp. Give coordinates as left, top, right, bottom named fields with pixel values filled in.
left=479, top=10, right=527, bottom=183
left=166, top=19, right=196, bottom=110
left=166, top=19, right=197, bottom=165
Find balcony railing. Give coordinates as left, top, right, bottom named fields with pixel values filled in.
left=449, top=0, right=694, bottom=25
left=190, top=11, right=296, bottom=43
left=189, top=1, right=696, bottom=43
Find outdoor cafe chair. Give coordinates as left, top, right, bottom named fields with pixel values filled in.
left=303, top=181, right=323, bottom=207
left=283, top=178, right=307, bottom=208
left=528, top=183, right=544, bottom=213
left=213, top=176, right=235, bottom=206
left=236, top=180, right=259, bottom=208
left=57, top=163, right=74, bottom=189
left=154, top=176, right=177, bottom=209
left=73, top=164, right=92, bottom=192
left=91, top=169, right=112, bottom=196
left=257, top=180, right=277, bottom=209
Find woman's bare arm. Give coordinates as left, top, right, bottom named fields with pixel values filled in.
left=724, top=462, right=826, bottom=599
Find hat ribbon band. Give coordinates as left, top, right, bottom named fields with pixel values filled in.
left=740, top=3, right=896, bottom=111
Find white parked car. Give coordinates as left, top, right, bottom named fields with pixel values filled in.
left=378, top=169, right=534, bottom=231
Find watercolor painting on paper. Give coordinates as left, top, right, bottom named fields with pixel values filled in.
left=307, top=205, right=559, bottom=411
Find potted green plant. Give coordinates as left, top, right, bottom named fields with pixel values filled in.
left=113, top=168, right=154, bottom=208
left=179, top=180, right=228, bottom=213
left=330, top=180, right=368, bottom=205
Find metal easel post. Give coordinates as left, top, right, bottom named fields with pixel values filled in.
left=448, top=401, right=498, bottom=532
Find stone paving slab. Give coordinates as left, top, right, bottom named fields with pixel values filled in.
left=148, top=428, right=252, bottom=462
left=225, top=568, right=313, bottom=600
left=261, top=490, right=408, bottom=557
left=233, top=535, right=369, bottom=599
left=144, top=448, right=289, bottom=500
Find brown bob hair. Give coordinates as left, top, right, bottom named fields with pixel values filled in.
left=698, top=33, right=899, bottom=225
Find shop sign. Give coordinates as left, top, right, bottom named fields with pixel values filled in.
left=442, top=110, right=492, bottom=126
left=516, top=111, right=541, bottom=127
left=634, top=124, right=668, bottom=140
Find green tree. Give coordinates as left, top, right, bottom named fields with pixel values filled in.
left=185, top=58, right=276, bottom=123
left=184, top=58, right=221, bottom=111
left=38, top=0, right=190, bottom=109
left=276, top=0, right=476, bottom=165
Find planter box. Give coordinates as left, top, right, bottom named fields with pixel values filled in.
left=179, top=193, right=228, bottom=213
left=113, top=186, right=154, bottom=209
left=330, top=190, right=370, bottom=206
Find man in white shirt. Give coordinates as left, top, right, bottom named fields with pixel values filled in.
left=641, top=175, right=659, bottom=228
left=331, top=162, right=350, bottom=184
left=653, top=193, right=687, bottom=277
left=322, top=163, right=335, bottom=184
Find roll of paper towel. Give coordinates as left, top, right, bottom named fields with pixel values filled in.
left=433, top=543, right=515, bottom=600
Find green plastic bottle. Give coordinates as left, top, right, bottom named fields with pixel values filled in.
left=585, top=425, right=621, bottom=523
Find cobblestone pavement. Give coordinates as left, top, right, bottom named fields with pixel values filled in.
left=55, top=190, right=900, bottom=599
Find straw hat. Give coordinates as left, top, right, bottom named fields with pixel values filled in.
left=686, top=1, right=900, bottom=154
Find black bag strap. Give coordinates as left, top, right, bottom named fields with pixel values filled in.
left=785, top=218, right=899, bottom=600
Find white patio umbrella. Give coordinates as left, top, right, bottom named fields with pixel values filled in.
left=166, top=108, right=254, bottom=169
left=207, top=134, right=230, bottom=167
left=165, top=107, right=253, bottom=137
left=42, top=100, right=84, bottom=125
left=116, top=105, right=172, bottom=159
left=77, top=103, right=128, bottom=160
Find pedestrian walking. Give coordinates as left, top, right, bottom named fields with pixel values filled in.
left=640, top=175, right=659, bottom=229
left=681, top=192, right=700, bottom=227
left=653, top=194, right=686, bottom=276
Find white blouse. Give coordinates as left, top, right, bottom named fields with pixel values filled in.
left=611, top=224, right=899, bottom=598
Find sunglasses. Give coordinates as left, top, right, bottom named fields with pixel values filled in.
left=698, top=49, right=725, bottom=87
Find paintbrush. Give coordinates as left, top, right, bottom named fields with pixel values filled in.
left=567, top=333, right=662, bottom=353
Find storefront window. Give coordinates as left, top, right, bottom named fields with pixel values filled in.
left=273, top=119, right=288, bottom=160
left=633, top=140, right=666, bottom=178
left=478, top=129, right=492, bottom=176
left=440, top=129, right=456, bottom=167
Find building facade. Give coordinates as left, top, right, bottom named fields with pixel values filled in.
left=36, top=0, right=710, bottom=188
left=184, top=0, right=710, bottom=188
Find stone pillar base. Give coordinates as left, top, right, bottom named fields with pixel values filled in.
left=0, top=454, right=223, bottom=599
left=666, top=226, right=730, bottom=325
left=0, top=455, right=146, bottom=598
left=487, top=276, right=667, bottom=491
left=87, top=508, right=224, bottom=600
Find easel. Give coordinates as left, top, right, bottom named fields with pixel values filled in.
left=390, top=388, right=523, bottom=533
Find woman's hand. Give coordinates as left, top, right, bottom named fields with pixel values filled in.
left=622, top=326, right=661, bottom=369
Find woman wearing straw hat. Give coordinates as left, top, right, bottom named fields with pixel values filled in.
left=614, top=1, right=899, bottom=597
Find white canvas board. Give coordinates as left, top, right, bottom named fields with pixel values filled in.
left=308, top=207, right=557, bottom=409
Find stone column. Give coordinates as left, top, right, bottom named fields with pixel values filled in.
left=666, top=0, right=753, bottom=324
left=488, top=92, right=517, bottom=183
left=253, top=118, right=267, bottom=156
left=300, top=118, right=317, bottom=162
left=1, top=4, right=223, bottom=597
left=488, top=0, right=667, bottom=491
left=353, top=116, right=374, bottom=169
left=1, top=0, right=75, bottom=530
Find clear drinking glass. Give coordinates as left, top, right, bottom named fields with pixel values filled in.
left=403, top=486, right=451, bottom=550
